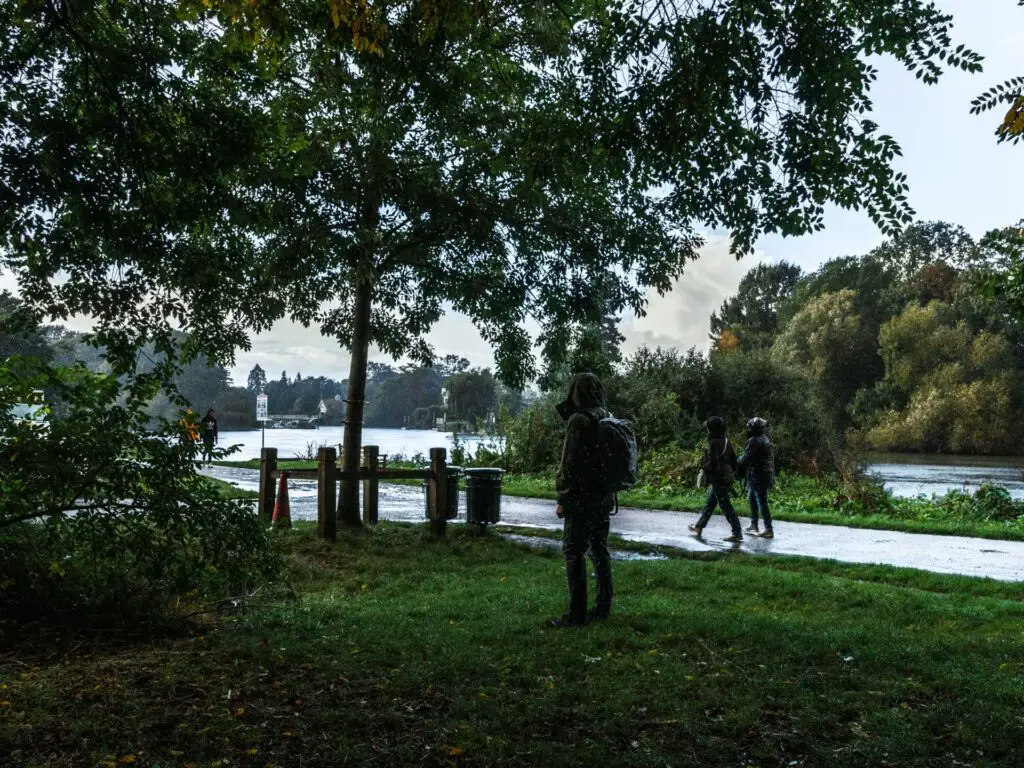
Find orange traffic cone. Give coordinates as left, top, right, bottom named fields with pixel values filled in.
left=271, top=471, right=291, bottom=530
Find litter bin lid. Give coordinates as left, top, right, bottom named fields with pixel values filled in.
left=463, top=467, right=505, bottom=476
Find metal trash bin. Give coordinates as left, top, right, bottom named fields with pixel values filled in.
left=423, top=466, right=462, bottom=520
left=464, top=468, right=504, bottom=525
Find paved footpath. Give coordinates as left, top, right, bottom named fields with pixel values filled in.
left=207, top=466, right=1024, bottom=582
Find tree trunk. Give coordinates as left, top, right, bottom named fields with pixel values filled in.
left=337, top=276, right=372, bottom=527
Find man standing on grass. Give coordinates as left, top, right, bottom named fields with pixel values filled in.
left=200, top=408, right=218, bottom=465
left=551, top=373, right=614, bottom=628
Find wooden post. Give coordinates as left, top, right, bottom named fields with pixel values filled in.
left=362, top=445, right=380, bottom=525
left=428, top=447, right=448, bottom=538
left=258, top=447, right=278, bottom=522
left=318, top=446, right=337, bottom=541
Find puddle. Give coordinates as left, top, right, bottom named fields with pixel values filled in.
left=500, top=533, right=668, bottom=561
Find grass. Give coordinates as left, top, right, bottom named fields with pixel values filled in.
left=202, top=475, right=259, bottom=501
left=4, top=522, right=1024, bottom=767
left=214, top=459, right=1024, bottom=541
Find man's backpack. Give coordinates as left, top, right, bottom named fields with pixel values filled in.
left=596, top=414, right=639, bottom=495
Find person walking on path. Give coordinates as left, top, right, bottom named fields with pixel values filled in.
left=550, top=372, right=615, bottom=628
left=739, top=416, right=775, bottom=538
left=200, top=408, right=218, bottom=465
left=689, top=416, right=743, bottom=542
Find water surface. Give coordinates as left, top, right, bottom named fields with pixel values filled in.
left=221, top=427, right=1024, bottom=499
left=219, top=426, right=498, bottom=462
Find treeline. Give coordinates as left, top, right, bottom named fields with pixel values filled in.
left=503, top=221, right=1024, bottom=474
left=248, top=355, right=527, bottom=430
left=717, top=220, right=1024, bottom=455
left=1, top=294, right=255, bottom=428
left=3, top=293, right=530, bottom=432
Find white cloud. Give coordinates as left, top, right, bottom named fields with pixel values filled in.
left=620, top=236, right=763, bottom=357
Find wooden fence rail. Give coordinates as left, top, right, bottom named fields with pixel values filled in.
left=257, top=444, right=449, bottom=540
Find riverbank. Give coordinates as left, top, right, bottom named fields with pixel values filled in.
left=214, top=459, right=1024, bottom=541
left=5, top=523, right=1023, bottom=766
left=203, top=474, right=259, bottom=501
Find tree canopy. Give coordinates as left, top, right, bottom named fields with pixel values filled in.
left=1, top=0, right=986, bottom=523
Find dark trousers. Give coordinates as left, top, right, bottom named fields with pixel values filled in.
left=747, top=475, right=772, bottom=530
left=695, top=482, right=742, bottom=535
left=562, top=504, right=613, bottom=621
left=202, top=437, right=215, bottom=462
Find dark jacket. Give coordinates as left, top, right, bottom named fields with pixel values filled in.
left=201, top=415, right=218, bottom=442
left=555, top=373, right=613, bottom=511
left=702, top=416, right=738, bottom=485
left=738, top=434, right=774, bottom=481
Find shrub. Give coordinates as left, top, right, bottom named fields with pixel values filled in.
left=0, top=360, right=279, bottom=632
left=938, top=484, right=1024, bottom=523
left=501, top=395, right=564, bottom=474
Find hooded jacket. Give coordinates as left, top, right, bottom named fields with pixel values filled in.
left=555, top=373, right=613, bottom=511
left=702, top=416, right=738, bottom=485
left=738, top=418, right=774, bottom=481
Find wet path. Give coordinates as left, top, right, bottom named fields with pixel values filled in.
left=207, top=466, right=1024, bottom=582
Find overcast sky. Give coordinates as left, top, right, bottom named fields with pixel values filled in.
left=4, top=1, right=1023, bottom=387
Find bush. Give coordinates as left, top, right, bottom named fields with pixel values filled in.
left=638, top=443, right=703, bottom=490
left=938, top=485, right=1024, bottom=523
left=501, top=395, right=565, bottom=474
left=708, top=348, right=836, bottom=472
left=0, top=360, right=279, bottom=632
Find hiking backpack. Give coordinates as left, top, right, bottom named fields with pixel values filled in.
left=596, top=414, right=639, bottom=494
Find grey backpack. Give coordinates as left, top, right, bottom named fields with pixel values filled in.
left=597, top=415, right=639, bottom=494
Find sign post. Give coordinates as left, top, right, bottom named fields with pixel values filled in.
left=257, top=394, right=269, bottom=451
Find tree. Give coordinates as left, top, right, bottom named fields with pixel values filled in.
left=710, top=262, right=803, bottom=351
left=1, top=0, right=280, bottom=383
left=365, top=366, right=443, bottom=427
left=2, top=0, right=984, bottom=529
left=247, top=364, right=268, bottom=395
left=218, top=386, right=258, bottom=429
left=772, top=290, right=879, bottom=421
left=971, top=1, right=1024, bottom=143
left=868, top=221, right=984, bottom=279
left=445, top=369, right=496, bottom=426
left=175, top=357, right=230, bottom=415
left=0, top=292, right=51, bottom=363
left=868, top=301, right=1023, bottom=453
left=435, top=355, right=471, bottom=379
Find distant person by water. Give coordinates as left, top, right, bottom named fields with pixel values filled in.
left=201, top=409, right=218, bottom=465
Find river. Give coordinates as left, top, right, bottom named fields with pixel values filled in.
left=217, top=428, right=1024, bottom=500
left=218, top=426, right=499, bottom=463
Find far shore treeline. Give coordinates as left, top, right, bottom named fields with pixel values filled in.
left=5, top=221, right=1024, bottom=472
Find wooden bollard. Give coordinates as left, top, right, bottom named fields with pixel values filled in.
left=258, top=447, right=278, bottom=522
left=318, top=446, right=337, bottom=541
left=362, top=445, right=380, bottom=525
left=428, top=447, right=448, bottom=538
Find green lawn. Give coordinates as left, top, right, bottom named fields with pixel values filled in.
left=4, top=523, right=1024, bottom=767
left=202, top=475, right=259, bottom=501
left=213, top=459, right=1024, bottom=541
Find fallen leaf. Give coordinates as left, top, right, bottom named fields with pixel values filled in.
left=448, top=747, right=464, bottom=757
